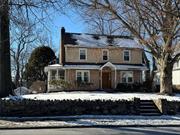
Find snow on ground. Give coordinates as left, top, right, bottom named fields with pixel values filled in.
left=5, top=92, right=180, bottom=102
left=0, top=115, right=180, bottom=128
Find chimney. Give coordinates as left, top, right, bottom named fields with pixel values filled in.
left=60, top=27, right=65, bottom=65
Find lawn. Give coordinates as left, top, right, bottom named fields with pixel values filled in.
left=6, top=92, right=180, bottom=101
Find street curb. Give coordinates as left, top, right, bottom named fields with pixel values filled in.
left=1, top=124, right=180, bottom=130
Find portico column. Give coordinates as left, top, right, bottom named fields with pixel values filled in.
left=114, top=69, right=117, bottom=88
left=47, top=70, right=51, bottom=92
left=100, top=69, right=102, bottom=89
left=56, top=69, right=59, bottom=80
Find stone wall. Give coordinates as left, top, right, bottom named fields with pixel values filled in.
left=153, top=99, right=180, bottom=115
left=0, top=99, right=139, bottom=117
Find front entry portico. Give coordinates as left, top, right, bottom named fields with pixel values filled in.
left=100, top=62, right=117, bottom=89
left=102, top=69, right=112, bottom=89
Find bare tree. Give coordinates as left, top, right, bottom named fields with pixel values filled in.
left=71, top=0, right=180, bottom=95
left=80, top=9, right=130, bottom=35
left=10, top=21, right=37, bottom=87
left=0, top=0, right=68, bottom=97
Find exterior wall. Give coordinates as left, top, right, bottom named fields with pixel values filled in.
left=66, top=69, right=142, bottom=90
left=65, top=47, right=143, bottom=64
left=133, top=70, right=142, bottom=83
left=47, top=69, right=142, bottom=91
left=66, top=69, right=100, bottom=90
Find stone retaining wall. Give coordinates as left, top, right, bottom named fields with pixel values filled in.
left=0, top=99, right=139, bottom=117
left=153, top=99, right=180, bottom=115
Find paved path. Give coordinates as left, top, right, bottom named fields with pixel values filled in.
left=0, top=127, right=180, bottom=135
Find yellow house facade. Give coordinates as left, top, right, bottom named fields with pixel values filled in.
left=45, top=27, right=148, bottom=92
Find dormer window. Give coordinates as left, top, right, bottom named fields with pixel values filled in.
left=123, top=50, right=130, bottom=62
left=102, top=50, right=109, bottom=61
left=79, top=49, right=87, bottom=60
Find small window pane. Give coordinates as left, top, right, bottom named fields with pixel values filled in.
left=84, top=72, right=89, bottom=82
left=77, top=72, right=82, bottom=82
left=51, top=70, right=57, bottom=80
left=58, top=70, right=65, bottom=80
left=128, top=77, right=132, bottom=83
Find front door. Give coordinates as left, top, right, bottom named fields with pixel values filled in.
left=102, top=72, right=111, bottom=89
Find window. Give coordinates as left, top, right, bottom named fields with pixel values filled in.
left=58, top=70, right=65, bottom=80
left=124, top=50, right=130, bottom=62
left=77, top=72, right=82, bottom=82
left=76, top=70, right=90, bottom=83
left=51, top=70, right=57, bottom=80
left=79, top=49, right=87, bottom=60
left=121, top=71, right=133, bottom=83
left=102, top=50, right=108, bottom=61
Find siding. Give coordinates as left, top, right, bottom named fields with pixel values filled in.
left=66, top=69, right=100, bottom=90
left=65, top=47, right=143, bottom=64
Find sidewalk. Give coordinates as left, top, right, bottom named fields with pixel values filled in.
left=0, top=115, right=180, bottom=129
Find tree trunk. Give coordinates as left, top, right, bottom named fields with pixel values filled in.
left=159, top=62, right=173, bottom=95
left=0, top=0, right=12, bottom=97
left=14, top=63, right=20, bottom=87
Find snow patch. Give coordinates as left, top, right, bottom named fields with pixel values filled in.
left=4, top=92, right=180, bottom=102
left=72, top=34, right=143, bottom=49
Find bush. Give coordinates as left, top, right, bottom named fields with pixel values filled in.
left=30, top=80, right=46, bottom=93
left=49, top=79, right=71, bottom=90
left=116, top=83, right=145, bottom=92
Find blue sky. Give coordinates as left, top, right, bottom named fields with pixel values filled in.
left=48, top=12, right=86, bottom=54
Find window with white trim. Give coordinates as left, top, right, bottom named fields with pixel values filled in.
left=79, top=49, right=87, bottom=60
left=51, top=70, right=57, bottom=80
left=123, top=50, right=130, bottom=62
left=76, top=70, right=90, bottom=83
left=102, top=50, right=108, bottom=61
left=50, top=70, right=65, bottom=80
left=58, top=70, right=65, bottom=80
left=121, top=71, right=133, bottom=83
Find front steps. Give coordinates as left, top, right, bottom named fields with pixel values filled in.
left=140, top=100, right=161, bottom=116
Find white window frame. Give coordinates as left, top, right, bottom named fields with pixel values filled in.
left=102, top=49, right=109, bottom=61
left=79, top=48, right=87, bottom=61
left=123, top=50, right=131, bottom=62
left=76, top=70, right=90, bottom=82
left=121, top=71, right=134, bottom=83
left=50, top=69, right=65, bottom=80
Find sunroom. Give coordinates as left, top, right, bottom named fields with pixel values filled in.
left=44, top=64, right=65, bottom=92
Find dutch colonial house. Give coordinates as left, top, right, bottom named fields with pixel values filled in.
left=45, top=27, right=148, bottom=91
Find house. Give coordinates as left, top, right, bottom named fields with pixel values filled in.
left=154, top=50, right=180, bottom=90
left=173, top=59, right=180, bottom=90
left=45, top=27, right=148, bottom=92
